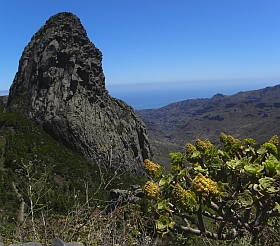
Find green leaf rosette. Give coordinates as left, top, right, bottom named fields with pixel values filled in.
left=226, top=160, right=244, bottom=171
left=253, top=177, right=279, bottom=194
left=156, top=215, right=173, bottom=232
left=244, top=163, right=264, bottom=178
left=263, top=155, right=280, bottom=177
left=237, top=190, right=253, bottom=208
left=159, top=174, right=173, bottom=188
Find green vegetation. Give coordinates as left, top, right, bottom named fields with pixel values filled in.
left=0, top=105, right=147, bottom=244
left=2, top=102, right=280, bottom=245
left=143, top=133, right=280, bottom=245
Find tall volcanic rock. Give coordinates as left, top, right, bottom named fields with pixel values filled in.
left=7, top=12, right=151, bottom=174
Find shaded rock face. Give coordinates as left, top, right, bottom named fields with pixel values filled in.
left=8, top=12, right=151, bottom=174
left=0, top=96, right=8, bottom=105
left=106, top=185, right=144, bottom=213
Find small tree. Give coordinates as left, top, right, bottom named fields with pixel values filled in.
left=13, top=156, right=51, bottom=240
left=143, top=133, right=280, bottom=245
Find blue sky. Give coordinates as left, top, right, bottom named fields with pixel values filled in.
left=0, top=0, right=280, bottom=93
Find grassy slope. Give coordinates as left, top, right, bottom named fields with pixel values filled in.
left=0, top=105, right=146, bottom=222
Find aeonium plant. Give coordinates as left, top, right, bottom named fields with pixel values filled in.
left=143, top=134, right=280, bottom=245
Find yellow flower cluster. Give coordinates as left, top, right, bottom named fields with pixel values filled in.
left=195, top=138, right=212, bottom=151
left=144, top=181, right=159, bottom=200
left=220, top=132, right=240, bottom=147
left=227, top=135, right=240, bottom=145
left=144, top=159, right=163, bottom=177
left=192, top=173, right=219, bottom=197
left=219, top=132, right=227, bottom=144
left=268, top=135, right=279, bottom=147
left=172, top=183, right=197, bottom=207
left=186, top=143, right=196, bottom=155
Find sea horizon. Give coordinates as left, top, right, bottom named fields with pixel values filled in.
left=1, top=79, right=279, bottom=110
left=107, top=79, right=280, bottom=110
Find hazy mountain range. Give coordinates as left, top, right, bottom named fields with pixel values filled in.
left=137, top=84, right=280, bottom=166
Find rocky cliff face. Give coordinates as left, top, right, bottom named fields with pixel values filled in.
left=7, top=12, right=151, bottom=174
left=0, top=96, right=8, bottom=105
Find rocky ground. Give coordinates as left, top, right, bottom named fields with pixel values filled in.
left=2, top=239, right=83, bottom=246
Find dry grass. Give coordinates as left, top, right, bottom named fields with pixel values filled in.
left=1, top=203, right=157, bottom=246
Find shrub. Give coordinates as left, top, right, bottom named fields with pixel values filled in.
left=143, top=133, right=280, bottom=245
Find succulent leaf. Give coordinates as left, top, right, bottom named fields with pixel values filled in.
left=244, top=163, right=264, bottom=177
left=263, top=155, right=280, bottom=176
left=159, top=174, right=173, bottom=188
left=156, top=215, right=172, bottom=231
left=156, top=200, right=170, bottom=212
left=237, top=190, right=253, bottom=207
left=226, top=160, right=243, bottom=171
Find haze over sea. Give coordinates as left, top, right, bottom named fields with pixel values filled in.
left=1, top=79, right=279, bottom=110
left=107, top=79, right=280, bottom=110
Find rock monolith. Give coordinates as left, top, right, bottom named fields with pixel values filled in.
left=8, top=12, right=151, bottom=174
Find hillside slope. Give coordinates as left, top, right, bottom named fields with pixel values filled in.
left=0, top=105, right=146, bottom=220
left=137, top=84, right=280, bottom=163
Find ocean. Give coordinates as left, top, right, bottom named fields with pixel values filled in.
left=1, top=79, right=279, bottom=110
left=107, top=80, right=279, bottom=110
left=107, top=85, right=218, bottom=109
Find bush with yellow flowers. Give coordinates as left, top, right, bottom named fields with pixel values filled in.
left=143, top=133, right=280, bottom=245
left=171, top=183, right=198, bottom=212
left=143, top=181, right=159, bottom=200
left=144, top=159, right=163, bottom=179
left=192, top=173, right=219, bottom=197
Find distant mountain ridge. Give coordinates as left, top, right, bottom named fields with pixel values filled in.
left=137, top=84, right=280, bottom=155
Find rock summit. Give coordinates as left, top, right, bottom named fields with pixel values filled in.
left=7, top=12, right=152, bottom=173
